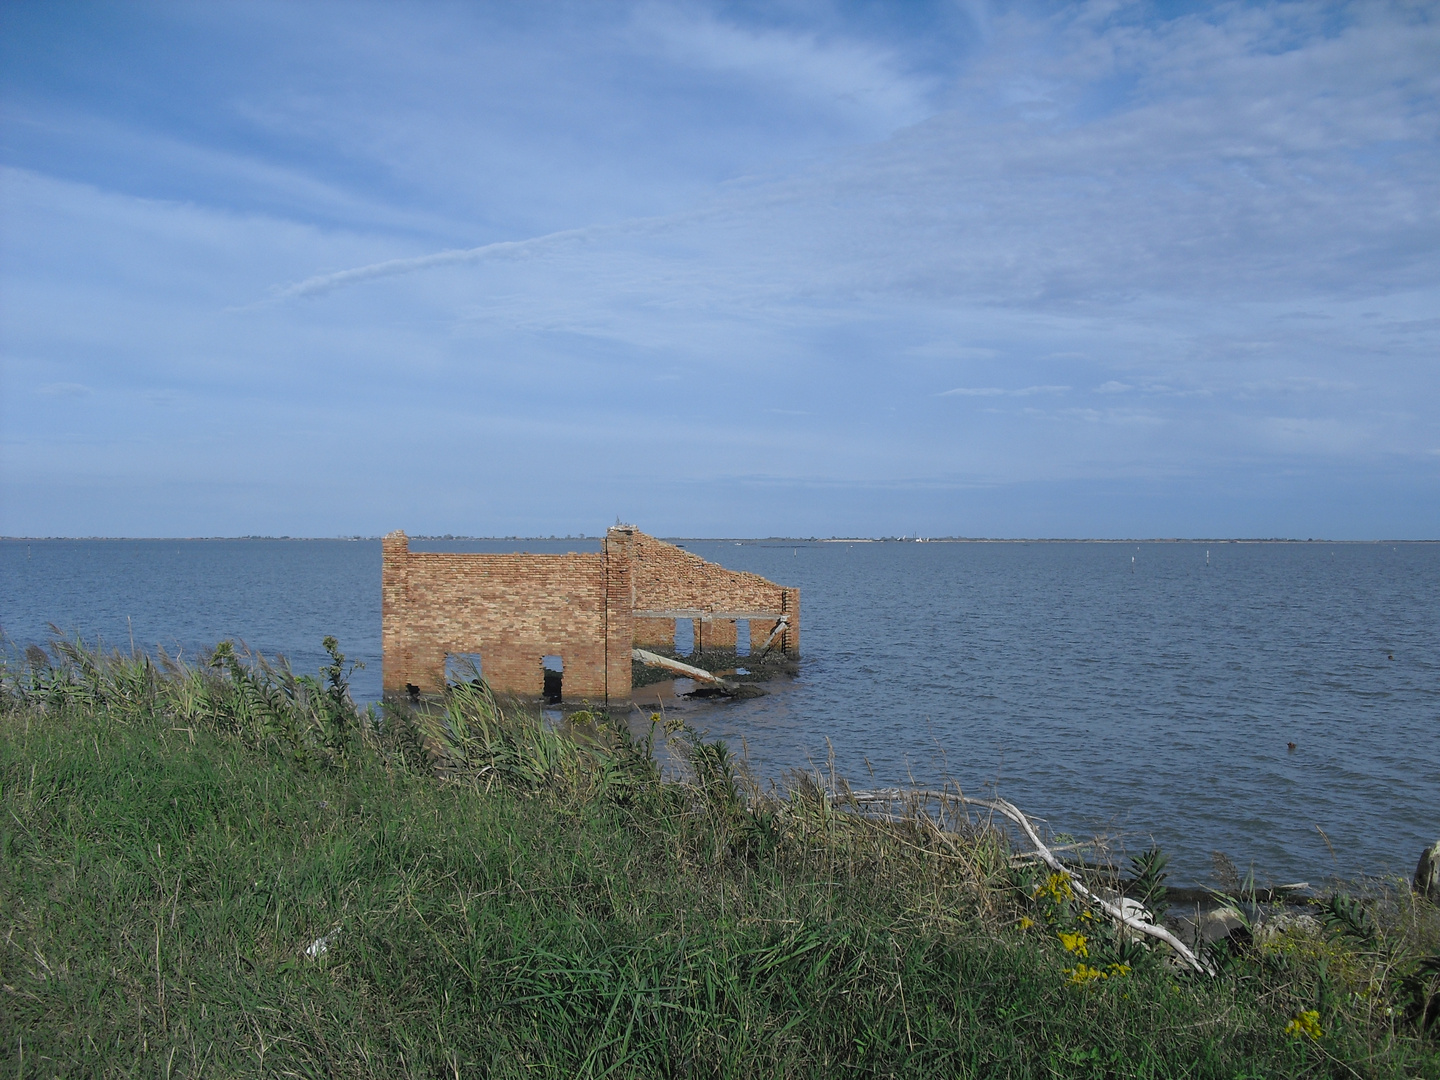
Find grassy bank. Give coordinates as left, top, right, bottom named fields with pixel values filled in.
left=2, top=638, right=1437, bottom=1077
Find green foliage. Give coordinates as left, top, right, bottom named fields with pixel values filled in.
left=1321, top=892, right=1377, bottom=946
left=1403, top=954, right=1440, bottom=1034
left=1129, top=846, right=1171, bottom=925
left=4, top=629, right=377, bottom=770
left=386, top=674, right=663, bottom=807
left=1, top=634, right=1438, bottom=1077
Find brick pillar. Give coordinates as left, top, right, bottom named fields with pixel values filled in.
left=701, top=617, right=737, bottom=651
left=381, top=530, right=409, bottom=694
left=782, top=587, right=800, bottom=656
left=749, top=615, right=780, bottom=654
left=633, top=616, right=675, bottom=651
left=603, top=526, right=636, bottom=703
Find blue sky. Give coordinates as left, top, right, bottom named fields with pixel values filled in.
left=2, top=1, right=1437, bottom=538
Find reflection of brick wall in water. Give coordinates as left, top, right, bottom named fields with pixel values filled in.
left=382, top=526, right=797, bottom=701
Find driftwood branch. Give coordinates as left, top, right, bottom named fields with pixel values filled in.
left=850, top=788, right=1214, bottom=975
left=630, top=649, right=736, bottom=690
left=1007, top=840, right=1099, bottom=863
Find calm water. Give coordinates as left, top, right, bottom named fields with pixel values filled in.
left=3, top=537, right=1436, bottom=887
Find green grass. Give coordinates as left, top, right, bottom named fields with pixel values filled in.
left=1, top=639, right=1437, bottom=1077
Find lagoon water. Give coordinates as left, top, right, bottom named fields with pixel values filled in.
left=3, top=536, right=1436, bottom=887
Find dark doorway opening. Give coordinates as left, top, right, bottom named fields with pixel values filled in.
left=542, top=655, right=563, bottom=704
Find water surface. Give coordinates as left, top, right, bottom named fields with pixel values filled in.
left=3, top=537, right=1435, bottom=886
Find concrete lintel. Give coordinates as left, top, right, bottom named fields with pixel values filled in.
left=633, top=609, right=784, bottom=621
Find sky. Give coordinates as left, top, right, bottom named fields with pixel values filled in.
left=1, top=1, right=1437, bottom=539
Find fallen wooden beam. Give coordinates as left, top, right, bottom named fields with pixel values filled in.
left=631, top=649, right=737, bottom=690
left=753, top=614, right=790, bottom=654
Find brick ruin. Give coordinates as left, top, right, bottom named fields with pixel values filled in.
left=382, top=525, right=799, bottom=703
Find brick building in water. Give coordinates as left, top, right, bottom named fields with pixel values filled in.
left=381, top=525, right=798, bottom=703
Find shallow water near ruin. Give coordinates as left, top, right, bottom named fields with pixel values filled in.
left=3, top=536, right=1437, bottom=887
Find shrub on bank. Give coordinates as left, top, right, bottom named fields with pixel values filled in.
left=1, top=636, right=1437, bottom=1077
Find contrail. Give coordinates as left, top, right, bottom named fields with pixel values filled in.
left=268, top=224, right=597, bottom=302
left=245, top=189, right=779, bottom=308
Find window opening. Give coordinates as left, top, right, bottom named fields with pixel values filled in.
left=542, top=655, right=563, bottom=704
left=674, top=618, right=695, bottom=656
left=737, top=619, right=751, bottom=657
left=444, top=652, right=484, bottom=686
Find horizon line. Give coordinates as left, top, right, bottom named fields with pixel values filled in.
left=3, top=535, right=1436, bottom=544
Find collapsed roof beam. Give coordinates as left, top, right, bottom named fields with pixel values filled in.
left=631, top=648, right=737, bottom=690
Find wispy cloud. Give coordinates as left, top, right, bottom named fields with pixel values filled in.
left=264, top=226, right=599, bottom=302
left=252, top=201, right=747, bottom=304
left=632, top=5, right=933, bottom=132
left=939, top=385, right=1069, bottom=398
left=35, top=382, right=92, bottom=398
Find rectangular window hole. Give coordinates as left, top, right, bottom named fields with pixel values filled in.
left=445, top=652, right=484, bottom=685
left=542, top=655, right=563, bottom=704
left=673, top=619, right=695, bottom=656
left=737, top=619, right=751, bottom=657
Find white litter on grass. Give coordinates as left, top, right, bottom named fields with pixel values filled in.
left=304, top=926, right=340, bottom=960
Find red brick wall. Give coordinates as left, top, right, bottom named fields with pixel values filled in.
left=748, top=588, right=800, bottom=656
left=633, top=617, right=675, bottom=650
left=382, top=526, right=798, bottom=700
left=603, top=527, right=635, bottom=699
left=631, top=532, right=799, bottom=655
left=380, top=531, right=411, bottom=686
left=699, top=617, right=737, bottom=650
left=382, top=532, right=614, bottom=699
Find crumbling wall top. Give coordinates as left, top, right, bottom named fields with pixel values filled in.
left=629, top=530, right=790, bottom=614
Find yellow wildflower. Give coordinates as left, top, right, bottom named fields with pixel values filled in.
left=1066, top=964, right=1107, bottom=986
left=1018, top=916, right=1035, bottom=930
left=1285, top=1010, right=1323, bottom=1040
left=1106, top=963, right=1131, bottom=978
left=1057, top=931, right=1088, bottom=957
left=1036, top=873, right=1074, bottom=903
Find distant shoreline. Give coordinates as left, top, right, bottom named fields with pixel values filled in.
left=4, top=535, right=1437, bottom=544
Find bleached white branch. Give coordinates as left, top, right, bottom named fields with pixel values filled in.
left=849, top=788, right=1214, bottom=975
